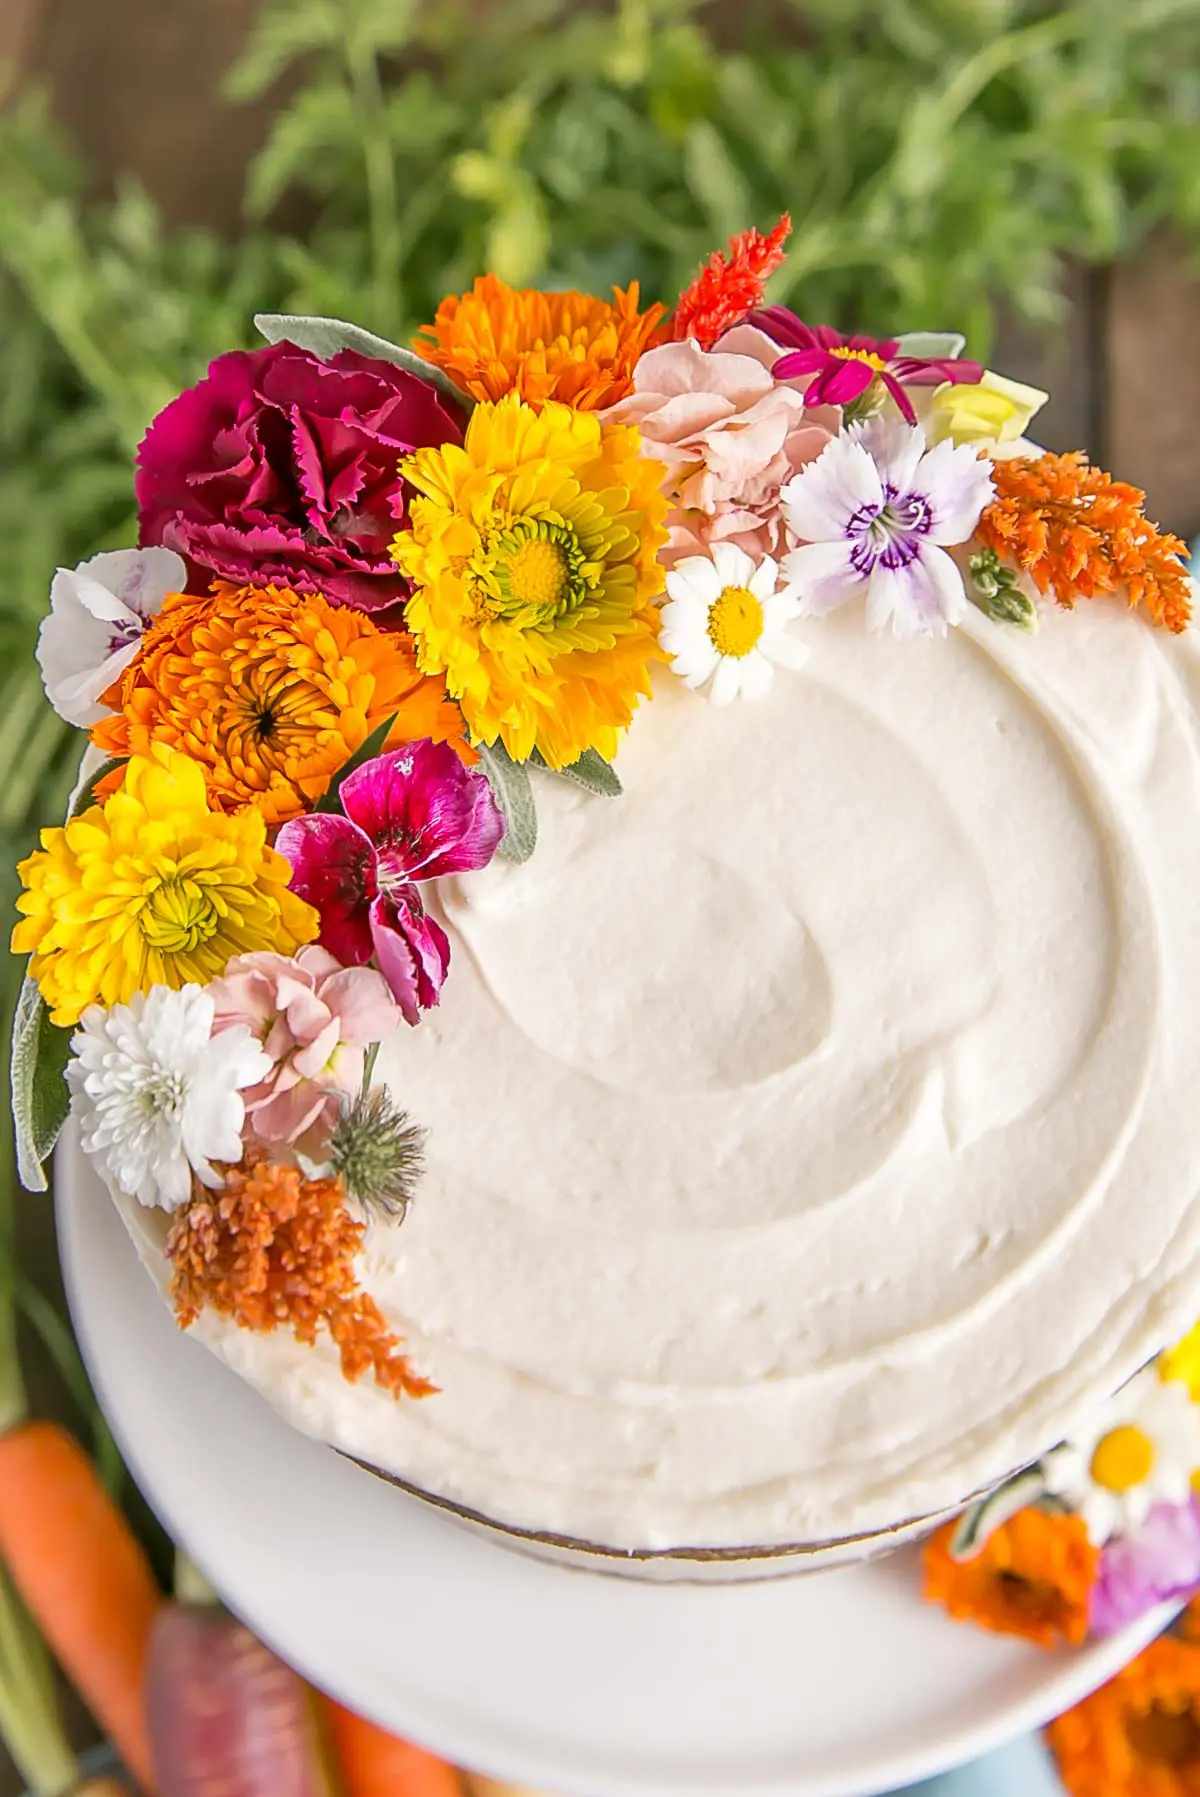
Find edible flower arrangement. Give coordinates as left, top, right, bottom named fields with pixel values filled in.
left=925, top=1323, right=1200, bottom=1647
left=7, top=217, right=1196, bottom=1617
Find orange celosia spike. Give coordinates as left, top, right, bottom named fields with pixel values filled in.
left=166, top=1154, right=434, bottom=1400
left=671, top=214, right=792, bottom=351
left=976, top=452, right=1192, bottom=633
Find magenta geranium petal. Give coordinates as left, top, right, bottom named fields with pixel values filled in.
left=275, top=811, right=377, bottom=967
left=339, top=742, right=505, bottom=882
left=368, top=893, right=451, bottom=1025
left=136, top=341, right=465, bottom=610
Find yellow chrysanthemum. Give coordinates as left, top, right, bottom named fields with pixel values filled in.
left=414, top=275, right=667, bottom=411
left=12, top=745, right=318, bottom=1027
left=390, top=394, right=669, bottom=768
left=91, top=582, right=471, bottom=825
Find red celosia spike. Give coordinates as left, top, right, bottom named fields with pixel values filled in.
left=671, top=214, right=793, bottom=351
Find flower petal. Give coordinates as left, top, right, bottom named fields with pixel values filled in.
left=340, top=740, right=504, bottom=883
left=781, top=540, right=862, bottom=615
left=915, top=437, right=996, bottom=544
left=865, top=542, right=966, bottom=639
left=709, top=656, right=743, bottom=707
left=369, top=892, right=451, bottom=1025
left=852, top=414, right=927, bottom=495
left=781, top=435, right=883, bottom=544
left=275, top=813, right=376, bottom=966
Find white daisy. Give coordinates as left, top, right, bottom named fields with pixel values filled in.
left=660, top=544, right=807, bottom=706
left=67, top=985, right=271, bottom=1212
left=780, top=415, right=994, bottom=639
left=36, top=546, right=185, bottom=727
left=1040, top=1368, right=1200, bottom=1545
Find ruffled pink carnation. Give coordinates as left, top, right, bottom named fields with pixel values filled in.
left=602, top=324, right=835, bottom=567
left=208, top=946, right=401, bottom=1150
left=136, top=341, right=465, bottom=613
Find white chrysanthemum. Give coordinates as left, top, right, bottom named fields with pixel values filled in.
left=660, top=543, right=807, bottom=706
left=1040, top=1368, right=1200, bottom=1545
left=36, top=547, right=185, bottom=727
left=67, top=985, right=271, bottom=1211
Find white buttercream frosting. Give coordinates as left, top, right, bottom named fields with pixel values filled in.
left=114, top=596, right=1200, bottom=1551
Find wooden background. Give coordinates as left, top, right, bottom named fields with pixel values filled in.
left=1, top=2, right=1199, bottom=1789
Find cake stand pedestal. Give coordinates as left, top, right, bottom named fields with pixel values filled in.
left=57, top=1137, right=1169, bottom=1797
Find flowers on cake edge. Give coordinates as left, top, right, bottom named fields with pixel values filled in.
left=9, top=214, right=1196, bottom=1425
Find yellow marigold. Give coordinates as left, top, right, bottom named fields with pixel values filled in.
left=90, top=582, right=470, bottom=825
left=12, top=745, right=318, bottom=1027
left=414, top=274, right=667, bottom=410
left=923, top=1506, right=1098, bottom=1649
left=1047, top=1631, right=1200, bottom=1796
left=390, top=393, right=669, bottom=768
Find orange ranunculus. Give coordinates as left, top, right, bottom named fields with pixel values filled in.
left=1048, top=1630, right=1200, bottom=1796
left=91, top=581, right=471, bottom=824
left=414, top=275, right=667, bottom=411
left=923, top=1505, right=1099, bottom=1649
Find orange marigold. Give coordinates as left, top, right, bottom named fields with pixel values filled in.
left=91, top=582, right=471, bottom=824
left=166, top=1153, right=433, bottom=1400
left=976, top=452, right=1193, bottom=633
left=1047, top=1631, right=1200, bottom=1796
left=413, top=274, right=667, bottom=410
left=923, top=1506, right=1098, bottom=1649
left=671, top=214, right=792, bottom=351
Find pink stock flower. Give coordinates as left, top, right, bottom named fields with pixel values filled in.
left=1089, top=1499, right=1200, bottom=1637
left=209, top=947, right=401, bottom=1150
left=136, top=341, right=464, bottom=613
left=601, top=327, right=835, bottom=568
left=275, top=740, right=504, bottom=1025
left=750, top=308, right=982, bottom=426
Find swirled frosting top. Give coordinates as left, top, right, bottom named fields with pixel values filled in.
left=117, top=596, right=1200, bottom=1550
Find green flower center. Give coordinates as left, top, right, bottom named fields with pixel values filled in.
left=492, top=519, right=591, bottom=624
left=707, top=585, right=764, bottom=659
left=140, top=875, right=220, bottom=955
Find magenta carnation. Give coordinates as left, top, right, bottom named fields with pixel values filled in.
left=1089, top=1498, right=1200, bottom=1636
left=749, top=308, right=982, bottom=426
left=135, top=341, right=464, bottom=612
left=276, top=740, right=505, bottom=1025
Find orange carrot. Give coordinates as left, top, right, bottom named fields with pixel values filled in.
left=0, top=1420, right=162, bottom=1792
left=323, top=1697, right=465, bottom=1797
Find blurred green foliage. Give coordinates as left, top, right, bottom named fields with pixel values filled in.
left=4, top=0, right=1200, bottom=1006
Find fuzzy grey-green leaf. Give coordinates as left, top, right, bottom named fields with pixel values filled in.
left=476, top=741, right=537, bottom=863
left=10, top=973, right=72, bottom=1194
left=253, top=313, right=471, bottom=412
left=532, top=747, right=622, bottom=798
left=949, top=1466, right=1047, bottom=1562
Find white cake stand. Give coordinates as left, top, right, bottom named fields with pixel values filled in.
left=57, top=1136, right=1171, bottom=1797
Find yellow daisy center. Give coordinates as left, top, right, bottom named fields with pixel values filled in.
left=1090, top=1424, right=1156, bottom=1492
left=509, top=536, right=571, bottom=612
left=708, top=586, right=765, bottom=659
left=833, top=347, right=888, bottom=373
left=139, top=875, right=221, bottom=956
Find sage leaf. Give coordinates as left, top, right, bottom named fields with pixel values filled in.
left=949, top=1466, right=1047, bottom=1562
left=894, top=330, right=967, bottom=361
left=314, top=713, right=401, bottom=814
left=254, top=313, right=471, bottom=412
left=532, top=746, right=622, bottom=798
left=69, top=756, right=125, bottom=818
left=10, top=973, right=72, bottom=1195
left=476, top=741, right=537, bottom=863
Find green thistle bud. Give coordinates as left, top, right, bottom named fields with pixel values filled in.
left=330, top=1087, right=426, bottom=1220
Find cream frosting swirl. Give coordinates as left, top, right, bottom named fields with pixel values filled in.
left=114, top=597, right=1200, bottom=1552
